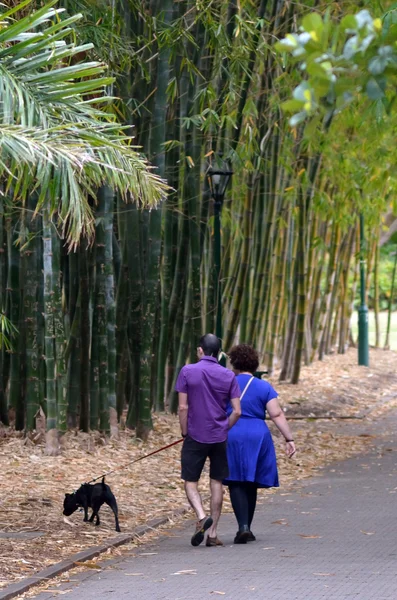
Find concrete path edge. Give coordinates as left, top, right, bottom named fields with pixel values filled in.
left=0, top=506, right=190, bottom=600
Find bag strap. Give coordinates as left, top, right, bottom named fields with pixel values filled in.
left=239, top=376, right=254, bottom=401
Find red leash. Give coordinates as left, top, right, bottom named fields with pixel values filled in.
left=85, top=438, right=184, bottom=485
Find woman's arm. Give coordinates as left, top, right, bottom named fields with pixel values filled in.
left=266, top=398, right=296, bottom=457
left=228, top=396, right=241, bottom=429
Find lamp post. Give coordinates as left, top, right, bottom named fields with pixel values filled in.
left=358, top=214, right=369, bottom=366
left=207, top=158, right=233, bottom=364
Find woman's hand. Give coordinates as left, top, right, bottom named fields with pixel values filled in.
left=285, top=441, right=296, bottom=458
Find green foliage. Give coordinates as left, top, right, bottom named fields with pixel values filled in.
left=368, top=244, right=397, bottom=309
left=0, top=314, right=17, bottom=351
left=276, top=8, right=397, bottom=125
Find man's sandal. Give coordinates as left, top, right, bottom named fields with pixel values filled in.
left=191, top=516, right=213, bottom=547
left=206, top=535, right=224, bottom=547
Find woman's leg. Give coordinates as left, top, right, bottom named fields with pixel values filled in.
left=247, top=483, right=258, bottom=529
left=228, top=482, right=249, bottom=529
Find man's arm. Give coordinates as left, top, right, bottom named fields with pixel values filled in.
left=228, top=396, right=241, bottom=429
left=178, top=392, right=188, bottom=437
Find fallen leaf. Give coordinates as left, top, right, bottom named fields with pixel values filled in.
left=210, top=593, right=226, bottom=596
left=272, top=519, right=288, bottom=525
left=298, top=534, right=322, bottom=539
left=360, top=530, right=375, bottom=535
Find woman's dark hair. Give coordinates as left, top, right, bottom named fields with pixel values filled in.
left=228, top=344, right=259, bottom=373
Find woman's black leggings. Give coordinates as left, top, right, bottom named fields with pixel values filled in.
left=228, top=482, right=258, bottom=530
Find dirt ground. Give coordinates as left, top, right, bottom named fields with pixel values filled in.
left=1, top=347, right=397, bottom=591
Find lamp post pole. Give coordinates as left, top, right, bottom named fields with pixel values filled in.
left=207, top=160, right=233, bottom=365
left=213, top=196, right=223, bottom=343
left=358, top=214, right=369, bottom=366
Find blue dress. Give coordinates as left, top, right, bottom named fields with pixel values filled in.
left=224, top=374, right=279, bottom=488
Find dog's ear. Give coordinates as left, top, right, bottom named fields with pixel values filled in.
left=65, top=493, right=70, bottom=498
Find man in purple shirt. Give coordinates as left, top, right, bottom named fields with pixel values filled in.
left=176, top=334, right=241, bottom=547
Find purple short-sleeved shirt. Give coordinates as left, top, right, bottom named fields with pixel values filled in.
left=175, top=356, right=240, bottom=444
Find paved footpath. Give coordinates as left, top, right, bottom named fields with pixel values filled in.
left=30, top=412, right=397, bottom=600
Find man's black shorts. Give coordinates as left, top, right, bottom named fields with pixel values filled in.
left=181, top=435, right=229, bottom=482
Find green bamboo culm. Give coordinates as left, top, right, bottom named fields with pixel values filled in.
left=52, top=225, right=67, bottom=432
left=7, top=205, right=22, bottom=424
left=79, top=242, right=90, bottom=432
left=385, top=245, right=397, bottom=349
left=0, top=189, right=8, bottom=424
left=95, top=187, right=111, bottom=433
left=103, top=187, right=118, bottom=436
left=66, top=284, right=81, bottom=428
left=42, top=211, right=56, bottom=431
left=25, top=195, right=41, bottom=430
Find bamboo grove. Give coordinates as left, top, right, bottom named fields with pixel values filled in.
left=0, top=0, right=396, bottom=447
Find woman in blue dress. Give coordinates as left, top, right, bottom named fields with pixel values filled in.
left=225, top=344, right=296, bottom=544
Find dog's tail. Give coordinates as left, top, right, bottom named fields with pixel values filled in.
left=101, top=476, right=106, bottom=488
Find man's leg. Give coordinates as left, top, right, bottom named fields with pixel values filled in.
left=207, top=478, right=223, bottom=538
left=184, top=481, right=206, bottom=521
left=207, top=440, right=228, bottom=540
left=181, top=437, right=213, bottom=546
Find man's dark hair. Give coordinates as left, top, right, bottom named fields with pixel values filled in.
left=199, top=334, right=221, bottom=357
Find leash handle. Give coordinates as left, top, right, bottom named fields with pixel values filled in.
left=85, top=437, right=184, bottom=485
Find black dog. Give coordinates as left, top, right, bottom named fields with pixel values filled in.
left=63, top=477, right=121, bottom=532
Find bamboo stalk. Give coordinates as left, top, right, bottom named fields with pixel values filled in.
left=0, top=189, right=7, bottom=424
left=373, top=239, right=380, bottom=347
left=384, top=245, right=397, bottom=349
left=79, top=242, right=90, bottom=432
left=52, top=223, right=67, bottom=432
left=25, top=195, right=41, bottom=431
left=42, top=211, right=56, bottom=432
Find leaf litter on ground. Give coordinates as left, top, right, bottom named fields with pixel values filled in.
left=2, top=347, right=397, bottom=596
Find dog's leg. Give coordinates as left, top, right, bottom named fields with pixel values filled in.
left=82, top=499, right=89, bottom=522
left=106, top=495, right=121, bottom=533
left=91, top=498, right=102, bottom=527
left=88, top=511, right=95, bottom=523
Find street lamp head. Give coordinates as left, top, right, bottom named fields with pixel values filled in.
left=207, top=157, right=233, bottom=205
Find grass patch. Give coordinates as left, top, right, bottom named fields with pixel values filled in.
left=350, top=311, right=397, bottom=350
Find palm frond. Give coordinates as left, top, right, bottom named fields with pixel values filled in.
left=1, top=123, right=169, bottom=244
left=0, top=1, right=169, bottom=244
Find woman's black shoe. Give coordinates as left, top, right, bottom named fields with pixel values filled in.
left=247, top=530, right=256, bottom=541
left=234, top=525, right=250, bottom=544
